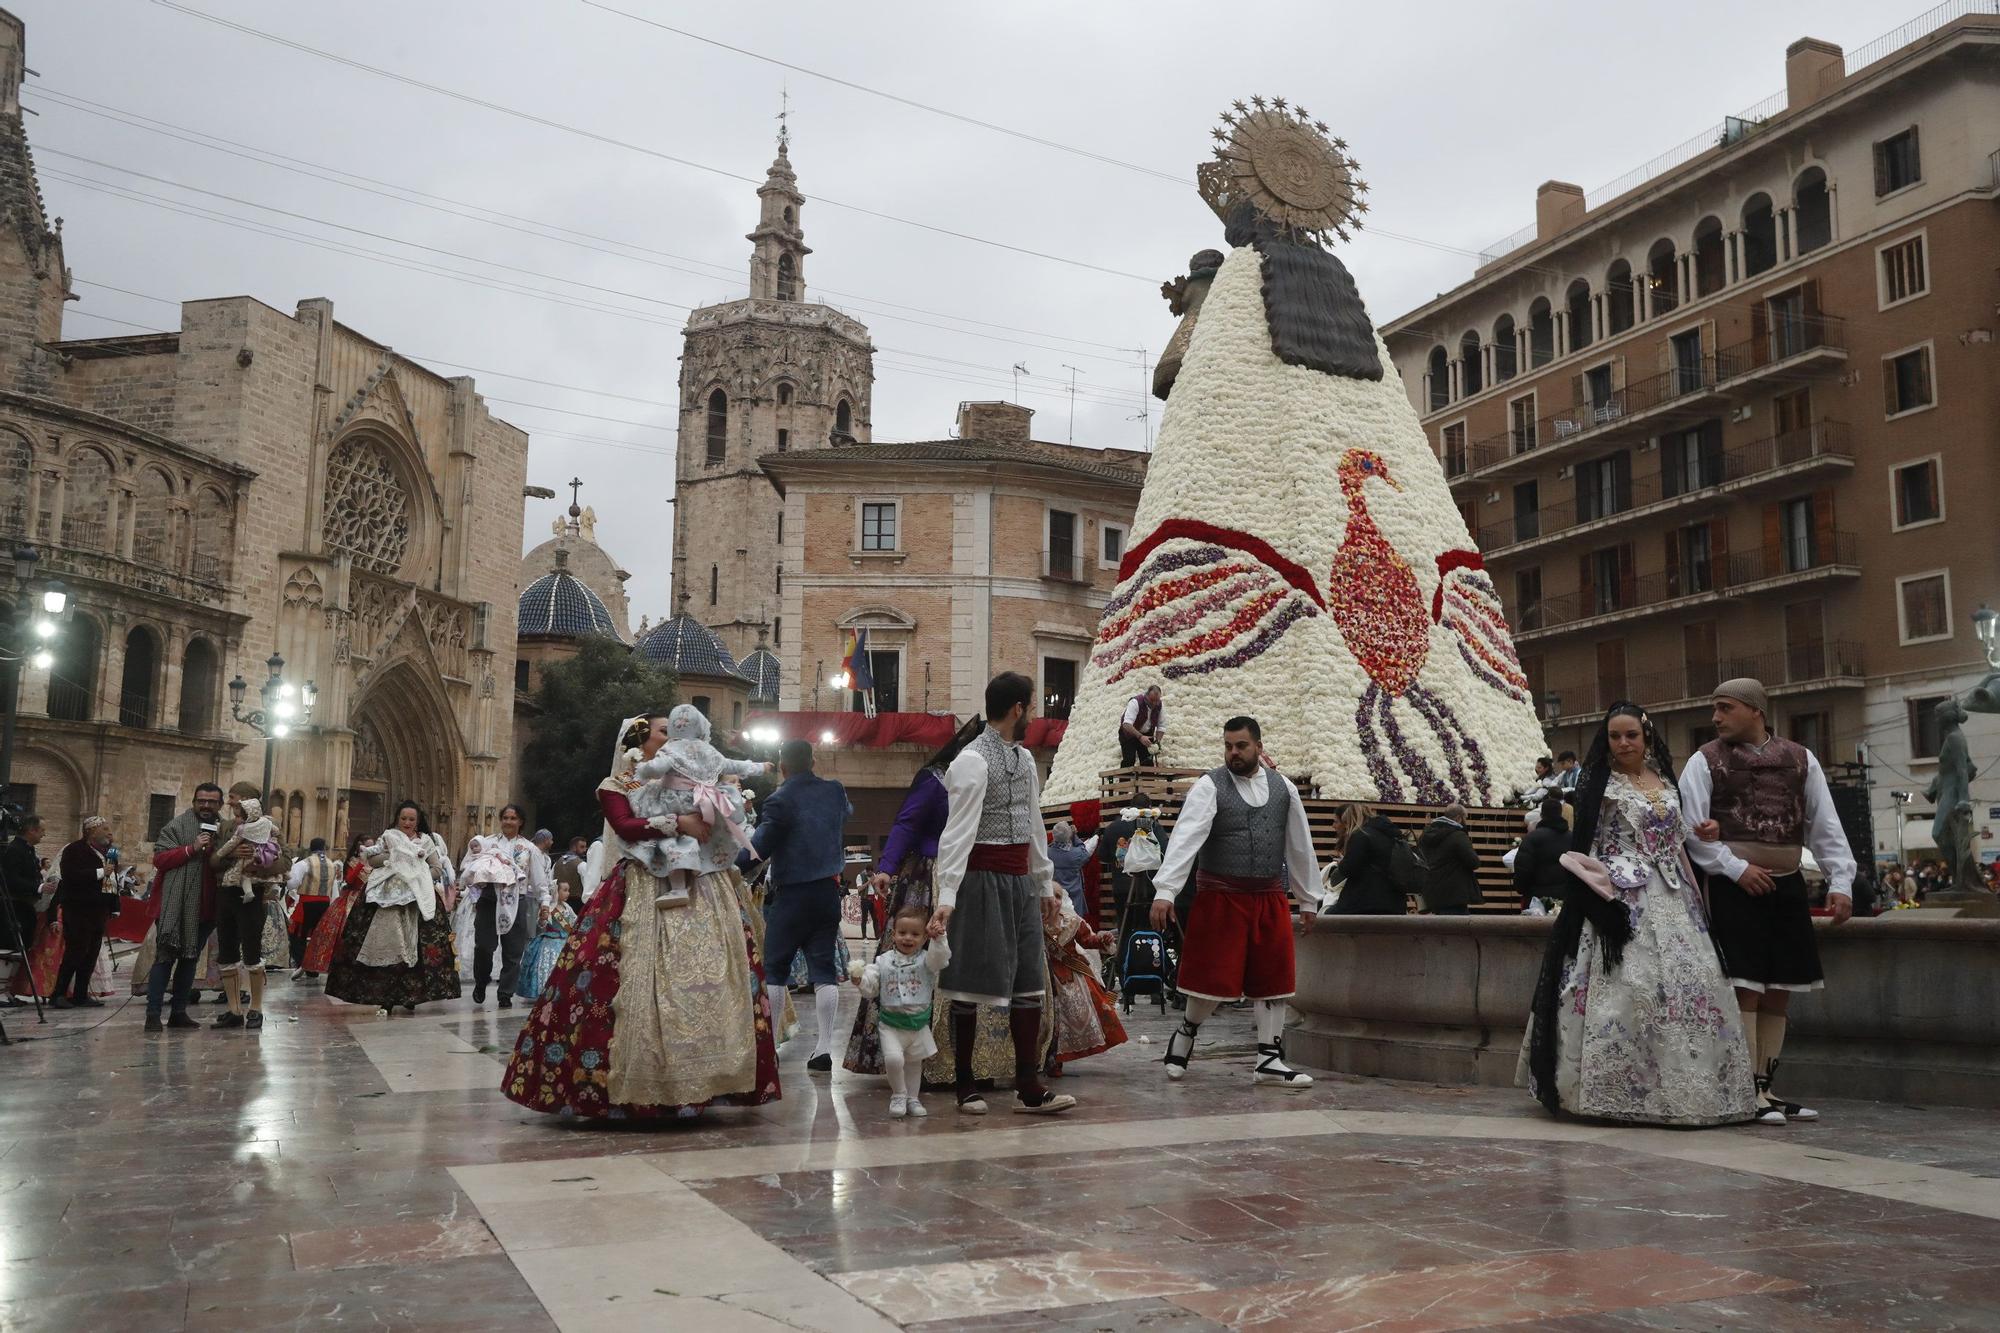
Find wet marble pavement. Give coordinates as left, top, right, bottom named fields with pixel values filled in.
left=4, top=974, right=2000, bottom=1331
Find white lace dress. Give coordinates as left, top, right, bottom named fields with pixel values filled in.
left=1520, top=774, right=1756, bottom=1126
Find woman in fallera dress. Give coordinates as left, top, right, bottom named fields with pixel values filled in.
left=503, top=712, right=778, bottom=1121
left=323, top=802, right=462, bottom=1015
left=1520, top=702, right=1756, bottom=1126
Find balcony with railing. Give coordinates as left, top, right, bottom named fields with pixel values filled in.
left=1040, top=547, right=1087, bottom=584
left=1519, top=530, right=1859, bottom=640
left=1476, top=421, right=1852, bottom=556
left=1549, top=639, right=1865, bottom=720
left=1458, top=315, right=1846, bottom=482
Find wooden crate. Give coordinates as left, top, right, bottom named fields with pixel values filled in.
left=1045, top=766, right=1528, bottom=915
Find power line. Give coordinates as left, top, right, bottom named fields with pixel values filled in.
left=149, top=1, right=1156, bottom=285
left=31, top=87, right=1144, bottom=358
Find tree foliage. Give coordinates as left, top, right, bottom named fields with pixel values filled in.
left=520, top=637, right=678, bottom=842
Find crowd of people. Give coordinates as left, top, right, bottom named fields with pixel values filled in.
left=0, top=667, right=1919, bottom=1140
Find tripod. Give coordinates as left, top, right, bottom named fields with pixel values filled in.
left=0, top=882, right=48, bottom=1044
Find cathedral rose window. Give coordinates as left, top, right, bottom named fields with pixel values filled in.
left=323, top=435, right=413, bottom=575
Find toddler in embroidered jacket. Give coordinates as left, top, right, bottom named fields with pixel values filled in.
left=217, top=798, right=281, bottom=904
left=858, top=906, right=952, bottom=1118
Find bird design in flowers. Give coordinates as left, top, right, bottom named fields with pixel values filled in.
left=1329, top=447, right=1509, bottom=805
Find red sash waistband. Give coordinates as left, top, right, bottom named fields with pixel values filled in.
left=968, top=843, right=1031, bottom=875
left=1195, top=869, right=1285, bottom=894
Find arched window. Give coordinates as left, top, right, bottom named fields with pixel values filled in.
left=1527, top=298, right=1555, bottom=367
left=773, top=615, right=781, bottom=646
left=132, top=468, right=175, bottom=567
left=783, top=206, right=795, bottom=225
left=47, top=613, right=100, bottom=722
left=321, top=437, right=405, bottom=577
left=62, top=447, right=115, bottom=551
left=1492, top=315, right=1517, bottom=383
left=709, top=563, right=719, bottom=606
left=774, top=565, right=783, bottom=595
left=1458, top=332, right=1482, bottom=397
left=705, top=389, right=728, bottom=464
left=1741, top=193, right=1777, bottom=278
left=191, top=487, right=234, bottom=584
left=1564, top=280, right=1593, bottom=352
left=776, top=382, right=793, bottom=406
left=834, top=398, right=853, bottom=440
left=118, top=625, right=160, bottom=729
left=1426, top=346, right=1449, bottom=409
left=1794, top=168, right=1831, bottom=254
left=1646, top=239, right=1678, bottom=314
left=775, top=252, right=798, bottom=302
left=1605, top=260, right=1634, bottom=334
left=1692, top=216, right=1726, bottom=295
left=179, top=637, right=218, bottom=735
left=776, top=428, right=789, bottom=453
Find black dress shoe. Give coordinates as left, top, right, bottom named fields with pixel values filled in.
left=213, top=1011, right=245, bottom=1029
left=806, top=1053, right=832, bottom=1073
left=166, top=1013, right=201, bottom=1030
left=144, top=1015, right=163, bottom=1034
left=76, top=996, right=105, bottom=1008
left=50, top=997, right=73, bottom=1010
left=473, top=982, right=486, bottom=1004
left=498, top=996, right=513, bottom=1009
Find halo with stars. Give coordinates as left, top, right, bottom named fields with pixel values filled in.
left=1197, top=96, right=1368, bottom=246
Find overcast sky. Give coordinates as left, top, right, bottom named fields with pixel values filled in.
left=21, top=0, right=1904, bottom=623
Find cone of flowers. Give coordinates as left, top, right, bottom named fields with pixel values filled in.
left=1045, top=99, right=1546, bottom=806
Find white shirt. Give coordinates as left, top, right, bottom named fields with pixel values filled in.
left=1678, top=747, right=1856, bottom=899
left=1121, top=697, right=1161, bottom=729
left=1152, top=768, right=1322, bottom=908
left=932, top=741, right=1056, bottom=910
left=286, top=853, right=337, bottom=896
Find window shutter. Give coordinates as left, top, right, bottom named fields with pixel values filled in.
left=1812, top=490, right=1836, bottom=566
left=1750, top=300, right=1769, bottom=368
left=1709, top=517, right=1729, bottom=564
left=1915, top=347, right=1933, bottom=406
left=1664, top=530, right=1682, bottom=597
left=1578, top=554, right=1595, bottom=618
left=1802, top=277, right=1822, bottom=326
left=1873, top=140, right=1889, bottom=196
left=1614, top=451, right=1632, bottom=511
left=1701, top=318, right=1719, bottom=380
left=1908, top=126, right=1921, bottom=183
left=1617, top=543, right=1636, bottom=608
left=1883, top=359, right=1899, bottom=416
left=1761, top=504, right=1782, bottom=581
left=1612, top=354, right=1627, bottom=394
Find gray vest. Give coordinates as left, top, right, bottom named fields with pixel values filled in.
left=1195, top=767, right=1289, bottom=881
left=971, top=727, right=1037, bottom=843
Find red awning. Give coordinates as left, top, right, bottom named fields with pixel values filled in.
left=741, top=711, right=1068, bottom=751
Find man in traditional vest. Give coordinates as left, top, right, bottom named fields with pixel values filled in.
left=1151, top=715, right=1322, bottom=1089
left=285, top=837, right=336, bottom=980
left=1119, top=685, right=1164, bottom=767
left=928, top=671, right=1076, bottom=1116
left=1680, top=678, right=1855, bottom=1125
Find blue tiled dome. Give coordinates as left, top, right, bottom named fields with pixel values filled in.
left=519, top=560, right=622, bottom=641
left=635, top=614, right=748, bottom=681
left=740, top=647, right=781, bottom=705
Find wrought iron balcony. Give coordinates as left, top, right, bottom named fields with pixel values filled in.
left=1477, top=421, right=1852, bottom=555
left=1549, top=638, right=1864, bottom=719
left=1519, top=531, right=1858, bottom=639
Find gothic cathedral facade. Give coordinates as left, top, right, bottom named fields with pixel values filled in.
left=671, top=138, right=875, bottom=661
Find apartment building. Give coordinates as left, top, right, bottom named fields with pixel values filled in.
left=1382, top=9, right=2000, bottom=861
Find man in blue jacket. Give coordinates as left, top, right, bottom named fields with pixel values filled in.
left=753, top=739, right=853, bottom=1072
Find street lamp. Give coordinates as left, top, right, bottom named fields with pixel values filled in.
left=1890, top=789, right=1914, bottom=867
left=230, top=650, right=316, bottom=801
left=1974, top=604, right=1999, bottom=670
left=0, top=546, right=68, bottom=808
left=1542, top=691, right=1563, bottom=724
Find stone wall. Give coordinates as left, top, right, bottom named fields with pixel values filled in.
left=1291, top=914, right=2000, bottom=1109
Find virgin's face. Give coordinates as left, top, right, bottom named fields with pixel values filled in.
left=643, top=716, right=670, bottom=759
left=500, top=808, right=522, bottom=837
left=1606, top=716, right=1647, bottom=771
left=397, top=808, right=420, bottom=835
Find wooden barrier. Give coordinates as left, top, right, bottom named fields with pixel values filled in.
left=1044, top=766, right=1531, bottom=914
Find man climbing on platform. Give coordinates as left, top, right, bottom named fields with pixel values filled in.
left=1119, top=685, right=1164, bottom=767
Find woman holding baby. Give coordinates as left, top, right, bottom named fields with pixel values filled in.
left=503, top=707, right=780, bottom=1120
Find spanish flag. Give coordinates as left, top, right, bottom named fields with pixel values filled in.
left=840, top=628, right=874, bottom=691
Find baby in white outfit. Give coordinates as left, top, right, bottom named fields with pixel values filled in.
left=630, top=704, right=766, bottom=908
left=857, top=905, right=953, bottom=1118
left=218, top=798, right=280, bottom=904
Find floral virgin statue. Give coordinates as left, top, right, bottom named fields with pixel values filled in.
left=1046, top=100, right=1546, bottom=805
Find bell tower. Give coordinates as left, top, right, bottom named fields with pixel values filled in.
left=671, top=122, right=874, bottom=662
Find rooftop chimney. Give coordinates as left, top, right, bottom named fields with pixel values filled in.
left=1535, top=181, right=1586, bottom=243
left=1786, top=38, right=1844, bottom=111
left=956, top=400, right=1034, bottom=443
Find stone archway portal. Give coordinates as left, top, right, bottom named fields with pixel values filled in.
left=348, top=661, right=463, bottom=845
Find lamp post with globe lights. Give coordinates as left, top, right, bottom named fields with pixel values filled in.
left=229, top=650, right=317, bottom=803
left=0, top=544, right=69, bottom=808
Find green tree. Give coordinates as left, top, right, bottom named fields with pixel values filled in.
left=520, top=637, right=678, bottom=841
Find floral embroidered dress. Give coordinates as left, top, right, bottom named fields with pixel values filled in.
left=514, top=899, right=576, bottom=1002
left=324, top=829, right=462, bottom=1009
left=503, top=720, right=779, bottom=1120
left=1519, top=773, right=1755, bottom=1126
